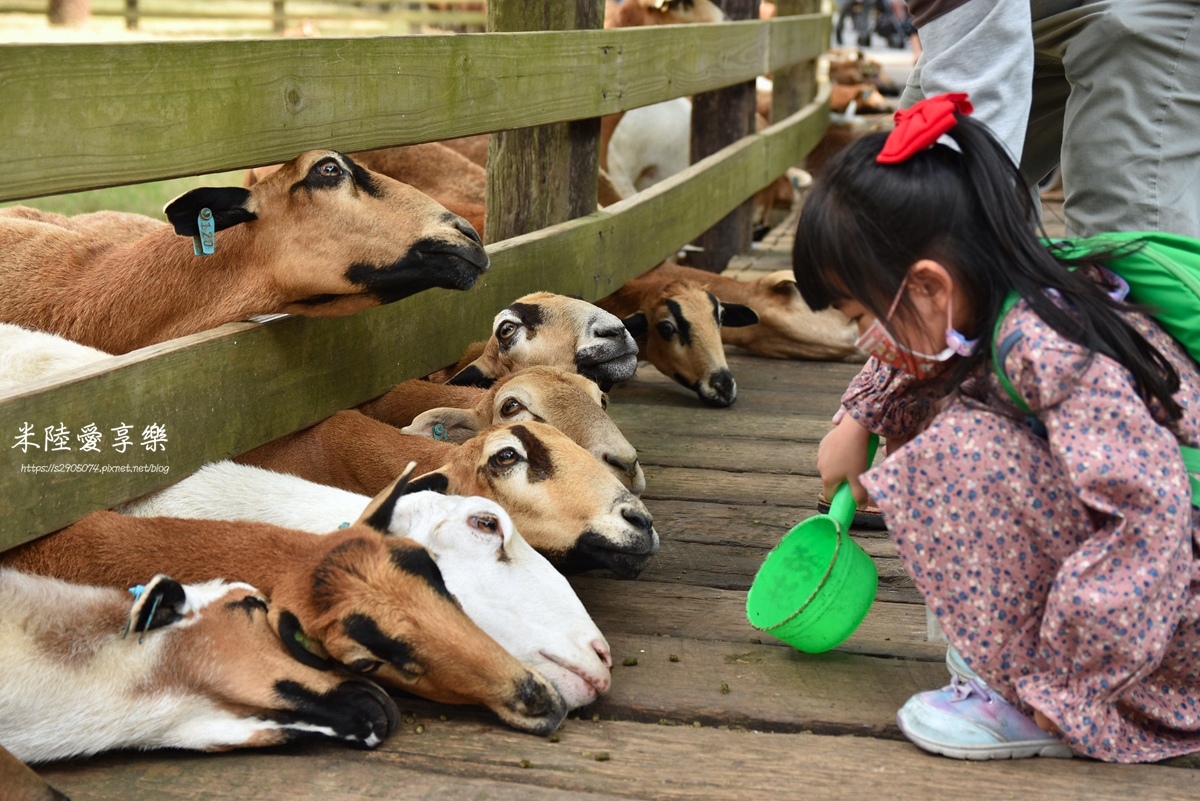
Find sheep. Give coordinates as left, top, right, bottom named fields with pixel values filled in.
left=648, top=262, right=863, bottom=361
left=120, top=464, right=613, bottom=710
left=597, top=276, right=759, bottom=407
left=2, top=480, right=569, bottom=736
left=247, top=143, right=487, bottom=243
left=0, top=150, right=488, bottom=354
left=0, top=322, right=113, bottom=390
left=0, top=569, right=400, bottom=763
left=360, top=366, right=645, bottom=492
left=604, top=0, right=725, bottom=29
left=439, top=292, right=640, bottom=392
left=237, top=413, right=658, bottom=578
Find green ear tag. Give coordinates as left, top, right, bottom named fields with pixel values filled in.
left=432, top=423, right=450, bottom=441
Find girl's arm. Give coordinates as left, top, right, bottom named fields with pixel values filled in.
left=999, top=313, right=1195, bottom=755
left=838, top=356, right=944, bottom=440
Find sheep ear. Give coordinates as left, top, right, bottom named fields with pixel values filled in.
left=406, top=470, right=451, bottom=495
left=720, top=303, right=759, bottom=328
left=272, top=609, right=335, bottom=671
left=766, top=274, right=799, bottom=296
left=127, top=574, right=187, bottom=635
left=621, top=312, right=648, bottom=339
left=164, top=187, right=257, bottom=236
left=402, top=408, right=482, bottom=442
left=446, top=363, right=494, bottom=388
left=356, top=462, right=418, bottom=533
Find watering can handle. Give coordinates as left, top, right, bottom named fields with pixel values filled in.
left=826, top=433, right=880, bottom=526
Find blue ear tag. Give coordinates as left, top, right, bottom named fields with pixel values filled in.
left=122, top=584, right=147, bottom=639
left=192, top=207, right=216, bottom=257
left=337, top=521, right=351, bottom=529
left=432, top=423, right=450, bottom=442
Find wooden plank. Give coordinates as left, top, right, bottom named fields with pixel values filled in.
left=639, top=464, right=819, bottom=507
left=1, top=16, right=829, bottom=201
left=642, top=499, right=895, bottom=550
left=586, top=633, right=951, bottom=735
left=37, top=745, right=625, bottom=800
left=611, top=380, right=843, bottom=415
left=610, top=403, right=837, bottom=441
left=485, top=0, right=603, bottom=243
left=630, top=430, right=817, bottom=474
left=0, top=91, right=829, bottom=550
left=38, top=721, right=1200, bottom=801
left=687, top=0, right=759, bottom=273
left=625, top=355, right=862, bottom=393
left=631, top=536, right=918, bottom=603
left=570, top=576, right=944, bottom=660
left=771, top=1, right=825, bottom=118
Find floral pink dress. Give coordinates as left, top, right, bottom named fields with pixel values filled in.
left=842, top=296, right=1200, bottom=763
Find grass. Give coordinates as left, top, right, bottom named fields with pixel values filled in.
left=0, top=171, right=248, bottom=219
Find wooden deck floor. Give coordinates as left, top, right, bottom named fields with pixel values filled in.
left=37, top=239, right=1199, bottom=799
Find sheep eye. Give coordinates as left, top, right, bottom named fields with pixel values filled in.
left=499, top=398, right=524, bottom=417
left=470, top=514, right=499, bottom=533
left=313, top=159, right=344, bottom=178
left=656, top=320, right=676, bottom=340
left=490, top=447, right=520, bottom=468
left=348, top=658, right=384, bottom=675
left=496, top=321, right=519, bottom=340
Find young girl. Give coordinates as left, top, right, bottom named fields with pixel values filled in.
left=794, top=93, right=1200, bottom=763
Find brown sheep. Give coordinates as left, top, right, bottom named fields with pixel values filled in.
left=0, top=151, right=488, bottom=354
left=360, top=366, right=645, bottom=492
left=237, top=413, right=658, bottom=578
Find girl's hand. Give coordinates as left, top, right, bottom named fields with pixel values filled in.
left=817, top=412, right=873, bottom=504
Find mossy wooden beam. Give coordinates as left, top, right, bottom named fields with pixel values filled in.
left=771, top=1, right=826, bottom=118
left=0, top=15, right=828, bottom=202
left=0, top=87, right=828, bottom=551
left=485, top=0, right=603, bottom=243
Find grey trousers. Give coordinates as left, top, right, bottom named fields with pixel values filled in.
left=905, top=1, right=1200, bottom=238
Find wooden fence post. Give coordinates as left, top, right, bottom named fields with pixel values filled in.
left=124, top=0, right=137, bottom=31
left=770, top=0, right=823, bottom=119
left=485, top=0, right=604, bottom=244
left=272, top=0, right=286, bottom=33
left=686, top=0, right=760, bottom=273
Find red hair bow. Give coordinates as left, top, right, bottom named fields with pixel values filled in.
left=876, top=92, right=974, bottom=164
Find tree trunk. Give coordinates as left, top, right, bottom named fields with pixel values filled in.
left=48, top=0, right=90, bottom=27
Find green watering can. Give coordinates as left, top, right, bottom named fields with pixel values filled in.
left=745, top=433, right=880, bottom=653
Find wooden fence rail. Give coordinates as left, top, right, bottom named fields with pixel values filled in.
left=0, top=9, right=831, bottom=550
left=0, top=0, right=487, bottom=32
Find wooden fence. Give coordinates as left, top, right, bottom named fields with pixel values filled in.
left=0, top=0, right=486, bottom=33
left=0, top=1, right=831, bottom=551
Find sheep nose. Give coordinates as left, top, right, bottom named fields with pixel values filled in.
left=592, top=638, right=613, bottom=669
left=592, top=320, right=628, bottom=341
left=604, top=453, right=638, bottom=480
left=450, top=214, right=482, bottom=245
left=703, top=369, right=737, bottom=408
left=620, top=505, right=653, bottom=534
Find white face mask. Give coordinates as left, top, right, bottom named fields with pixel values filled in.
left=853, top=275, right=978, bottom=377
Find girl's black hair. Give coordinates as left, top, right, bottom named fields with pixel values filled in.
left=792, top=113, right=1182, bottom=419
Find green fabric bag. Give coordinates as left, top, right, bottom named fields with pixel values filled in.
left=991, top=232, right=1200, bottom=504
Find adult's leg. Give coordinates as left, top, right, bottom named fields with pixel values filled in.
left=1059, top=0, right=1200, bottom=236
